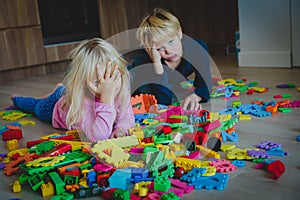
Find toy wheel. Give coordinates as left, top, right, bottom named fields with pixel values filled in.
left=91, top=187, right=99, bottom=195
left=79, top=189, right=86, bottom=197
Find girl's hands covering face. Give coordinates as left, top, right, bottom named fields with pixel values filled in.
left=89, top=62, right=121, bottom=105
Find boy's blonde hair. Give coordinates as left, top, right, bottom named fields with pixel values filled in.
left=63, top=38, right=130, bottom=128
left=136, top=7, right=181, bottom=46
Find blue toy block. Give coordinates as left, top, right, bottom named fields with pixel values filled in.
left=108, top=169, right=131, bottom=190
left=232, top=160, right=245, bottom=167
left=188, top=173, right=228, bottom=190
left=221, top=131, right=238, bottom=142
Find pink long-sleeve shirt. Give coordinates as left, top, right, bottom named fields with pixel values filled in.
left=52, top=96, right=135, bottom=142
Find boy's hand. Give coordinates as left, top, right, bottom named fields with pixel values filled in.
left=144, top=40, right=164, bottom=74
left=88, top=62, right=121, bottom=105
left=180, top=93, right=202, bottom=110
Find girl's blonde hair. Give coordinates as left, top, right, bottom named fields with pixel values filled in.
left=136, top=7, right=181, bottom=46
left=63, top=38, right=130, bottom=128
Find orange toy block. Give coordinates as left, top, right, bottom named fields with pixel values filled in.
left=131, top=94, right=157, bottom=114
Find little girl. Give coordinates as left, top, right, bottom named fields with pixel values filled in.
left=11, top=38, right=135, bottom=142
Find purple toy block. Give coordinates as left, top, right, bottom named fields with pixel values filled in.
left=247, top=150, right=270, bottom=159
left=256, top=141, right=281, bottom=150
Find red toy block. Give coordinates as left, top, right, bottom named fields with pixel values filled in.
left=2, top=129, right=23, bottom=141
left=266, top=160, right=285, bottom=180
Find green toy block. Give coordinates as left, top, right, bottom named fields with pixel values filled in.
left=161, top=192, right=180, bottom=200
left=154, top=176, right=171, bottom=192
left=28, top=173, right=45, bottom=191
left=49, top=171, right=65, bottom=195
left=113, top=189, right=130, bottom=200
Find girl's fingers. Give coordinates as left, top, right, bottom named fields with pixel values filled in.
left=110, top=65, right=120, bottom=81
left=88, top=81, right=97, bottom=93
left=105, top=61, right=112, bottom=78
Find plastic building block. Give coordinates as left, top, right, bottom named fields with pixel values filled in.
left=232, top=160, right=245, bottom=167
left=92, top=140, right=130, bottom=167
left=49, top=171, right=66, bottom=195
left=103, top=188, right=118, bottom=199
left=108, top=169, right=131, bottom=190
left=131, top=94, right=157, bottom=114
left=6, top=139, right=19, bottom=151
left=247, top=149, right=270, bottom=159
left=175, top=157, right=201, bottom=172
left=180, top=168, right=206, bottom=183
left=4, top=153, right=34, bottom=176
left=161, top=192, right=180, bottom=200
left=36, top=140, right=55, bottom=154
left=154, top=176, right=171, bottom=192
left=188, top=172, right=228, bottom=190
left=28, top=173, right=45, bottom=191
left=128, top=127, right=144, bottom=139
left=11, top=180, right=22, bottom=193
left=210, top=160, right=237, bottom=172
left=2, top=128, right=23, bottom=141
left=225, top=148, right=254, bottom=160
left=267, top=160, right=285, bottom=179
left=133, top=181, right=152, bottom=196
left=41, top=182, right=55, bottom=197
left=256, top=141, right=281, bottom=150
left=196, top=145, right=220, bottom=159
left=114, top=189, right=130, bottom=200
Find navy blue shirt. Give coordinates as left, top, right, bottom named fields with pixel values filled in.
left=128, top=36, right=211, bottom=106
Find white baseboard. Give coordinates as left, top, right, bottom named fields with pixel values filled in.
left=238, top=52, right=291, bottom=67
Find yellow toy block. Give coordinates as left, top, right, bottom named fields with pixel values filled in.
left=6, top=139, right=18, bottom=151
left=2, top=112, right=27, bottom=121
left=109, top=135, right=140, bottom=148
left=128, top=127, right=144, bottom=139
left=7, top=148, right=28, bottom=158
left=65, top=130, right=83, bottom=141
left=209, top=112, right=219, bottom=121
left=51, top=139, right=91, bottom=151
left=161, top=145, right=177, bottom=162
left=41, top=133, right=62, bottom=140
left=175, top=157, right=201, bottom=172
left=118, top=160, right=145, bottom=168
left=26, top=156, right=65, bottom=167
left=41, top=182, right=55, bottom=197
left=196, top=145, right=220, bottom=159
left=220, top=144, right=236, bottom=152
left=202, top=166, right=217, bottom=176
left=142, top=118, right=159, bottom=125
left=92, top=140, right=130, bottom=167
left=12, top=180, right=22, bottom=193
left=226, top=148, right=255, bottom=160
left=133, top=181, right=152, bottom=197
left=239, top=114, right=252, bottom=120
left=18, top=120, right=36, bottom=125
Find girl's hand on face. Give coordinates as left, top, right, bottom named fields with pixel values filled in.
left=88, top=62, right=121, bottom=105
left=180, top=93, right=202, bottom=111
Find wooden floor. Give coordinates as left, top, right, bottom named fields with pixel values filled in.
left=0, top=55, right=300, bottom=200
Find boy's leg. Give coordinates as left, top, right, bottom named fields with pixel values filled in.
left=34, top=85, right=65, bottom=123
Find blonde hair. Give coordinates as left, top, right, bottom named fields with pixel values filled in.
left=136, top=7, right=181, bottom=46
left=63, top=38, right=131, bottom=128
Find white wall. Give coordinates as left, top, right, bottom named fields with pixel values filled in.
left=238, top=0, right=291, bottom=67
left=291, top=0, right=300, bottom=66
